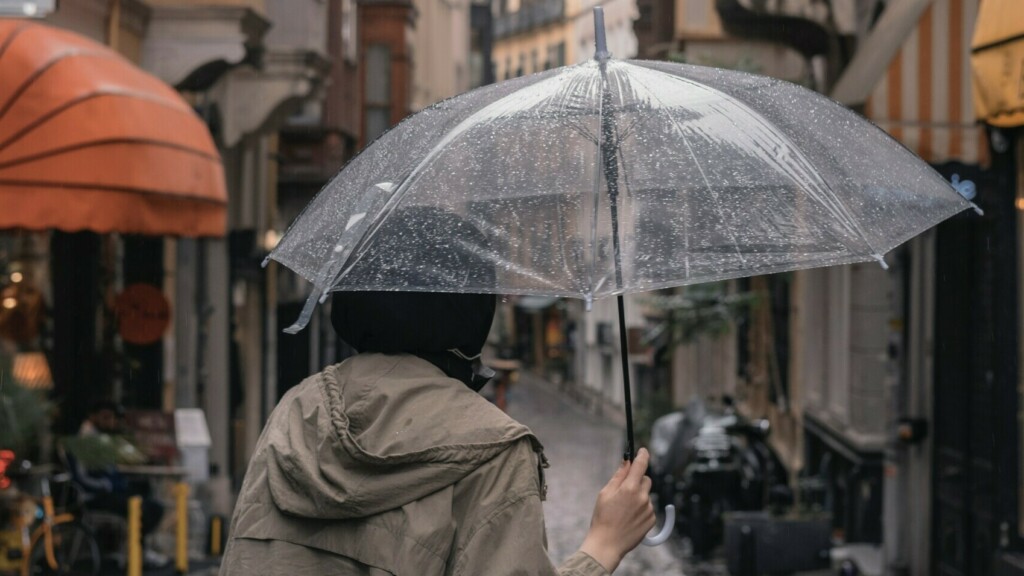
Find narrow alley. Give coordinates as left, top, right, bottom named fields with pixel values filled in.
left=507, top=372, right=691, bottom=575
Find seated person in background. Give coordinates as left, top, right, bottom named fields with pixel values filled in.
left=67, top=401, right=167, bottom=567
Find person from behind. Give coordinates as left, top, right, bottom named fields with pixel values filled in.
left=220, top=207, right=656, bottom=575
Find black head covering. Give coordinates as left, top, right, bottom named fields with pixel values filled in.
left=330, top=206, right=497, bottom=390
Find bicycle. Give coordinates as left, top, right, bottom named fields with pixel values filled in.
left=2, top=464, right=101, bottom=576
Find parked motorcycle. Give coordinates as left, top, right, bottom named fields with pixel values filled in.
left=648, top=398, right=791, bottom=558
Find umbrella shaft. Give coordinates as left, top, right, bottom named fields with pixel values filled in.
left=618, top=294, right=636, bottom=461
left=598, top=61, right=634, bottom=461
left=601, top=84, right=625, bottom=291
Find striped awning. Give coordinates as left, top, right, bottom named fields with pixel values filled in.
left=864, top=0, right=988, bottom=166
left=0, top=20, right=227, bottom=237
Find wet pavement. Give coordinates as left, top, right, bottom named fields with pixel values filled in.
left=506, top=371, right=692, bottom=575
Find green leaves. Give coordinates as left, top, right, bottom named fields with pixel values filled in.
left=639, top=283, right=758, bottom=355
left=0, top=376, right=53, bottom=454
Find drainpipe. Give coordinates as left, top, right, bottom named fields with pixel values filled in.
left=831, top=0, right=935, bottom=106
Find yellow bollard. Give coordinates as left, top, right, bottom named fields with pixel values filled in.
left=209, top=516, right=222, bottom=557
left=127, top=496, right=142, bottom=576
left=174, top=483, right=189, bottom=574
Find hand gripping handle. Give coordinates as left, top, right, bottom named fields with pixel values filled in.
left=641, top=504, right=675, bottom=546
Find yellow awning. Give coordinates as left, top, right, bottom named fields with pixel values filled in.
left=971, top=0, right=1024, bottom=128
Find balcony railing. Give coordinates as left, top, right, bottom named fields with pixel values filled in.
left=494, top=0, right=565, bottom=39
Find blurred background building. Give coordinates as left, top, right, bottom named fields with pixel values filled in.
left=620, top=1, right=1023, bottom=574
left=0, top=0, right=506, bottom=520
left=1, top=0, right=1021, bottom=574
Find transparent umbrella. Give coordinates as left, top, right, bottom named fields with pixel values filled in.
left=269, top=5, right=975, bottom=484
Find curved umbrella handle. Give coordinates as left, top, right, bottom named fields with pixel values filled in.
left=641, top=504, right=675, bottom=546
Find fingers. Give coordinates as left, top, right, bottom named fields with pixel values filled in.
left=623, top=448, right=650, bottom=487
left=640, top=474, right=652, bottom=495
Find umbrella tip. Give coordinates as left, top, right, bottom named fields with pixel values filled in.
left=950, top=173, right=976, bottom=201
left=593, top=7, right=610, bottom=62
left=872, top=254, right=889, bottom=270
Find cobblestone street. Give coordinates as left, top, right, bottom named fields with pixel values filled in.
left=506, top=372, right=690, bottom=575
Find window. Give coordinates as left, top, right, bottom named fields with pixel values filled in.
left=364, top=44, right=391, bottom=143
left=685, top=0, right=710, bottom=29
left=553, top=42, right=566, bottom=67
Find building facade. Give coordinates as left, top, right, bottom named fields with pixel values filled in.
left=12, top=0, right=333, bottom=517
left=633, top=1, right=1024, bottom=574
left=493, top=0, right=570, bottom=80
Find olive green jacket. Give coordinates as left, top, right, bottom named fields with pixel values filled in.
left=220, top=354, right=609, bottom=576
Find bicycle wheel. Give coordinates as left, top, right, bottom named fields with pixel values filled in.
left=28, top=522, right=101, bottom=576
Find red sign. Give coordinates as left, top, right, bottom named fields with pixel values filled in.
left=0, top=449, right=14, bottom=490
left=115, top=283, right=170, bottom=345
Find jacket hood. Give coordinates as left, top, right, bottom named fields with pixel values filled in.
left=261, top=353, right=538, bottom=520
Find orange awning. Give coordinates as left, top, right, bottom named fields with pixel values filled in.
left=971, top=0, right=1024, bottom=128
left=0, top=20, right=227, bottom=237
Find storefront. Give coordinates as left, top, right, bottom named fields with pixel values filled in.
left=0, top=20, right=227, bottom=453
left=971, top=1, right=1024, bottom=571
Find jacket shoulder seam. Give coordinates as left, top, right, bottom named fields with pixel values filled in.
left=451, top=489, right=541, bottom=576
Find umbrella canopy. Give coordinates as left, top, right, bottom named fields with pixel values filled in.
left=0, top=20, right=227, bottom=237
left=268, top=8, right=975, bottom=469
left=270, top=51, right=974, bottom=312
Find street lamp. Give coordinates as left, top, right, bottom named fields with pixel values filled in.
left=0, top=0, right=56, bottom=18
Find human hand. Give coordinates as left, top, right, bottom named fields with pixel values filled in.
left=579, top=448, right=656, bottom=573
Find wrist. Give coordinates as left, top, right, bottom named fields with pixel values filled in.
left=579, top=533, right=622, bottom=573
